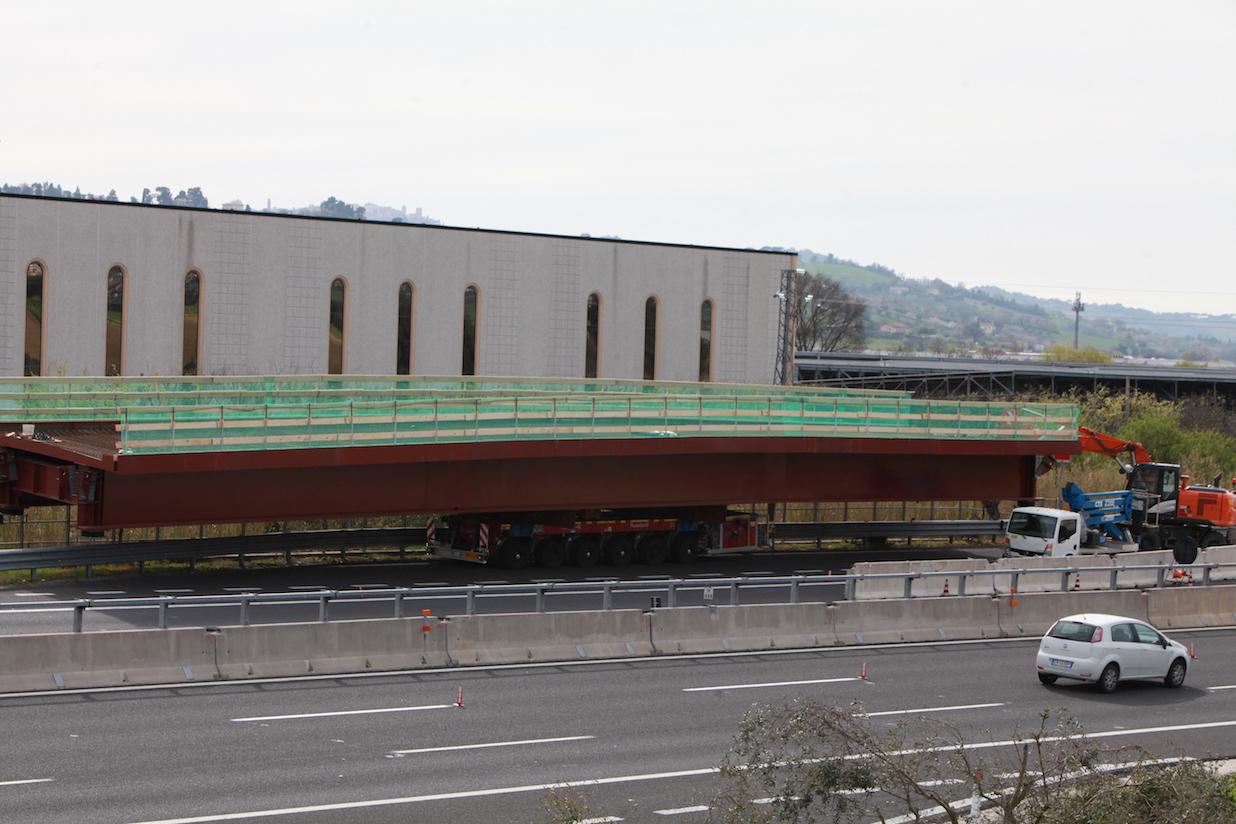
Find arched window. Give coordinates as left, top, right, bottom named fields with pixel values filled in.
left=462, top=285, right=479, bottom=376
left=396, top=282, right=414, bottom=375
left=642, top=296, right=658, bottom=380
left=183, top=270, right=201, bottom=376
left=585, top=292, right=600, bottom=379
left=698, top=299, right=714, bottom=382
left=24, top=261, right=44, bottom=377
left=328, top=278, right=346, bottom=375
left=105, top=265, right=125, bottom=376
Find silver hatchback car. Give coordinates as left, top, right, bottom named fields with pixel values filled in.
left=1036, top=613, right=1190, bottom=693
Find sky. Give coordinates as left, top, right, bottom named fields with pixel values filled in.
left=4, top=0, right=1234, bottom=315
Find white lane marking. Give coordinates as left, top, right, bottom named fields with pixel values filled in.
left=579, top=818, right=623, bottom=823
left=1209, top=685, right=1236, bottom=691
left=655, top=806, right=709, bottom=815
left=11, top=592, right=55, bottom=597
left=11, top=626, right=1236, bottom=699
left=115, top=718, right=1236, bottom=824
left=126, top=765, right=720, bottom=823
left=0, top=778, right=53, bottom=787
left=231, top=704, right=451, bottom=722
left=863, top=702, right=1003, bottom=718
left=683, top=677, right=857, bottom=692
left=86, top=590, right=126, bottom=595
left=390, top=735, right=594, bottom=755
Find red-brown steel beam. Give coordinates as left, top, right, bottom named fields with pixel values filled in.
left=0, top=435, right=1068, bottom=530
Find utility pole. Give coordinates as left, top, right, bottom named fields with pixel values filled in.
left=1072, top=292, right=1085, bottom=348
left=773, top=268, right=804, bottom=385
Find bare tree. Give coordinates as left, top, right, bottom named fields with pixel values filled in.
left=795, top=274, right=866, bottom=352
left=710, top=701, right=1236, bottom=824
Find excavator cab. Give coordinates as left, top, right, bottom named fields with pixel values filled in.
left=1125, top=462, right=1180, bottom=528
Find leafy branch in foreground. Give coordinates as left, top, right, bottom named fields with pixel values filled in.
left=710, top=701, right=1235, bottom=824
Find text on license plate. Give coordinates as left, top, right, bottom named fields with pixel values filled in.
left=1050, top=658, right=1073, bottom=669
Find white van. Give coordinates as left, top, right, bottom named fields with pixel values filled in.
left=1006, top=506, right=1083, bottom=557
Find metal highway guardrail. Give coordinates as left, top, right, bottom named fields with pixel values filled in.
left=0, top=528, right=427, bottom=573
left=0, top=521, right=1004, bottom=574
left=4, top=561, right=1232, bottom=633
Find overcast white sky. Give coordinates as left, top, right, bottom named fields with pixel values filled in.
left=4, top=1, right=1234, bottom=315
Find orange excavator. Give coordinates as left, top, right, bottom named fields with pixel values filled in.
left=1039, top=427, right=1236, bottom=563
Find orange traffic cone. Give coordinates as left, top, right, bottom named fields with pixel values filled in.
left=859, top=662, right=869, bottom=680
left=1071, top=573, right=1081, bottom=591
left=942, top=579, right=950, bottom=596
left=453, top=686, right=465, bottom=708
left=1010, top=586, right=1019, bottom=608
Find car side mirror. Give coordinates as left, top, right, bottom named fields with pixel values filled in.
left=1161, top=638, right=1169, bottom=648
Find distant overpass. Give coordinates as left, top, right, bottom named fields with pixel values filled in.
left=796, top=351, right=1236, bottom=400
left=0, top=375, right=1078, bottom=532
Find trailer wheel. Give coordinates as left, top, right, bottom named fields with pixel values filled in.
left=637, top=533, right=669, bottom=565
left=1138, top=531, right=1162, bottom=552
left=603, top=534, right=634, bottom=566
left=1173, top=534, right=1199, bottom=565
left=500, top=537, right=531, bottom=569
left=670, top=531, right=698, bottom=563
left=533, top=537, right=566, bottom=568
left=569, top=536, right=601, bottom=567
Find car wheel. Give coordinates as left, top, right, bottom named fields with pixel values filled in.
left=1038, top=673, right=1058, bottom=686
left=533, top=537, right=565, bottom=568
left=569, top=536, right=601, bottom=568
left=1164, top=658, right=1187, bottom=688
left=1096, top=663, right=1120, bottom=693
left=670, top=532, right=698, bottom=564
left=500, top=537, right=531, bottom=569
left=603, top=534, right=634, bottom=566
left=1138, top=531, right=1162, bottom=552
left=637, top=533, right=669, bottom=565
left=1173, top=535, right=1199, bottom=565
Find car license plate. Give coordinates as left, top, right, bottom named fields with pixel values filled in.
left=1050, top=658, right=1073, bottom=669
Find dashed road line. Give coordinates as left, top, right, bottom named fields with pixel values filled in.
left=231, top=704, right=451, bottom=722
left=0, top=778, right=53, bottom=787
left=863, top=702, right=1003, bottom=717
left=683, top=677, right=857, bottom=693
left=390, top=735, right=594, bottom=756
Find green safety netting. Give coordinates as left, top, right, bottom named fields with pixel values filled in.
left=0, top=375, right=1078, bottom=455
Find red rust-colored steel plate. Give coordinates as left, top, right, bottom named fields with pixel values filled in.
left=0, top=433, right=1068, bottom=529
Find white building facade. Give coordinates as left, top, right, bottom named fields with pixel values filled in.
left=0, top=194, right=792, bottom=383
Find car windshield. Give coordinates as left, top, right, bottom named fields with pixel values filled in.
left=1048, top=620, right=1098, bottom=642
left=1009, top=511, right=1057, bottom=539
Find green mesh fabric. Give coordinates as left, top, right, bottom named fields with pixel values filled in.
left=0, top=375, right=1078, bottom=455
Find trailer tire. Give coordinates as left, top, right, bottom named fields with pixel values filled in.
left=670, top=531, right=698, bottom=563
left=533, top=537, right=566, bottom=568
left=637, top=533, right=669, bottom=565
left=569, top=536, right=601, bottom=568
left=500, top=537, right=531, bottom=569
left=603, top=534, right=634, bottom=566
left=1173, top=535, right=1199, bottom=565
left=1138, top=531, right=1162, bottom=552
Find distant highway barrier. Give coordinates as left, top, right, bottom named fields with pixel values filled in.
left=5, top=550, right=1236, bottom=636
left=2, top=586, right=1233, bottom=692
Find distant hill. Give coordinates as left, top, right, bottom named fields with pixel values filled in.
left=792, top=249, right=1236, bottom=362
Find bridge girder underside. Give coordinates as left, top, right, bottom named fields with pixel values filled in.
left=1, top=437, right=1052, bottom=530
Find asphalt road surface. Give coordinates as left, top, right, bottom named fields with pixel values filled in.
left=2, top=628, right=1235, bottom=823
left=0, top=546, right=1001, bottom=636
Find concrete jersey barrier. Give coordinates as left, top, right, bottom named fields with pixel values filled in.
left=3, top=587, right=1236, bottom=693
left=1202, top=545, right=1236, bottom=582
left=994, top=554, right=1114, bottom=594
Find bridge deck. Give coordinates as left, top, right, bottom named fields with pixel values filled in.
left=0, top=376, right=1078, bottom=531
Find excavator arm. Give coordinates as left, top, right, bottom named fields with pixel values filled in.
left=1037, top=426, right=1152, bottom=475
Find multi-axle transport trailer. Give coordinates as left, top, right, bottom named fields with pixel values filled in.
left=427, top=509, right=764, bottom=568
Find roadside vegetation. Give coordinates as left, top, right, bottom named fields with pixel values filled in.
left=708, top=702, right=1236, bottom=823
